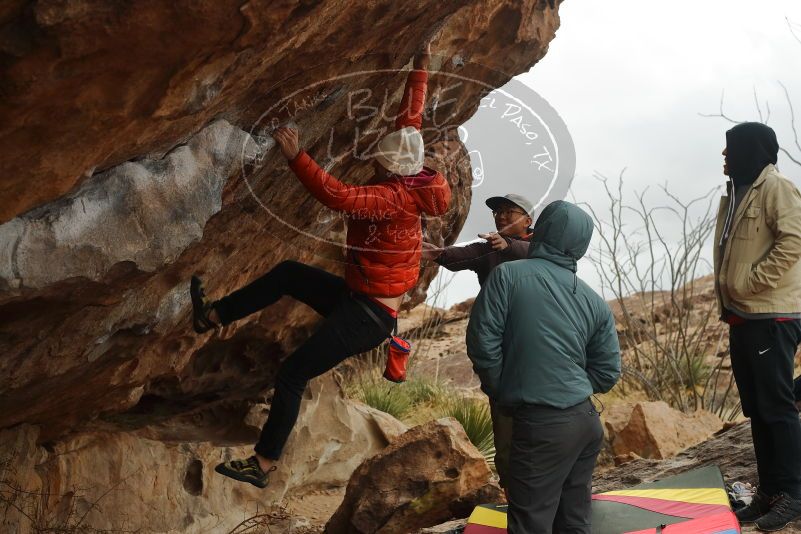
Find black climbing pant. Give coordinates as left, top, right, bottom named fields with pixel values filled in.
left=730, top=319, right=801, bottom=498
left=506, top=398, right=603, bottom=534
left=213, top=260, right=395, bottom=460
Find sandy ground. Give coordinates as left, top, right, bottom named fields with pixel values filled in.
left=286, top=488, right=345, bottom=529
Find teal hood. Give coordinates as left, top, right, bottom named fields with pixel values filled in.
left=528, top=200, right=594, bottom=272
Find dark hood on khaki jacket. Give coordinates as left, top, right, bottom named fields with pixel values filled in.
left=726, top=122, right=779, bottom=187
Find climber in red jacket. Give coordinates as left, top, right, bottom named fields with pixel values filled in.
left=190, top=43, right=451, bottom=488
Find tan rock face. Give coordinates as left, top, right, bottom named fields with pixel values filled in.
left=0, top=0, right=562, bottom=445
left=605, top=401, right=724, bottom=461
left=0, top=0, right=562, bottom=224
left=325, top=417, right=503, bottom=534
left=0, top=377, right=407, bottom=533
left=0, top=0, right=563, bottom=530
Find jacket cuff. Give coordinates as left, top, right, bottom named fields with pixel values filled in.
left=288, top=150, right=308, bottom=167
left=408, top=70, right=428, bottom=82
left=476, top=364, right=502, bottom=399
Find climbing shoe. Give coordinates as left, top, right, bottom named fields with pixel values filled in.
left=190, top=275, right=218, bottom=334
left=214, top=456, right=276, bottom=489
left=737, top=489, right=777, bottom=523
left=755, top=492, right=801, bottom=531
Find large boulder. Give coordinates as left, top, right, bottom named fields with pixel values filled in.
left=605, top=401, right=724, bottom=461
left=325, top=418, right=502, bottom=534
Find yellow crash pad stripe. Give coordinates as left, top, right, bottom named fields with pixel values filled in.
left=598, top=488, right=729, bottom=506
left=468, top=506, right=508, bottom=528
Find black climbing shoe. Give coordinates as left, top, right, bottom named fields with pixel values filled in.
left=737, top=489, right=777, bottom=524
left=190, top=275, right=218, bottom=334
left=755, top=492, right=801, bottom=531
left=214, top=456, right=276, bottom=489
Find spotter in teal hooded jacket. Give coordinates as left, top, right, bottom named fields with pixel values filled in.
left=466, top=200, right=621, bottom=407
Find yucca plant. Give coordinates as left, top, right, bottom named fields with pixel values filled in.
left=404, top=378, right=445, bottom=406
left=439, top=396, right=496, bottom=465
left=353, top=379, right=413, bottom=420
left=681, top=353, right=710, bottom=390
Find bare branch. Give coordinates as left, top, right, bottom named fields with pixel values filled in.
left=779, top=146, right=801, bottom=168
left=701, top=33, right=800, bottom=171
left=754, top=86, right=765, bottom=123
left=698, top=90, right=743, bottom=124
left=779, top=80, right=801, bottom=159
left=788, top=16, right=801, bottom=47
left=584, top=171, right=727, bottom=413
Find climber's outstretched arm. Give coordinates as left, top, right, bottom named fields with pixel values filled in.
left=395, top=44, right=430, bottom=131
left=273, top=127, right=403, bottom=216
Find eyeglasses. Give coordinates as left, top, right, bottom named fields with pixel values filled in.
left=492, top=208, right=528, bottom=218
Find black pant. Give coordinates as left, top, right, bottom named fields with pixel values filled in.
left=214, top=261, right=395, bottom=460
left=507, top=399, right=603, bottom=534
left=730, top=319, right=801, bottom=498
left=489, top=399, right=513, bottom=489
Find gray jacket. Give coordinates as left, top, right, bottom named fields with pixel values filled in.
left=436, top=235, right=530, bottom=286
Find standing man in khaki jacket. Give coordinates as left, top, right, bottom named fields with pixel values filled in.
left=715, top=122, right=801, bottom=531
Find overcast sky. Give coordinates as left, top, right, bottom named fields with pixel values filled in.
left=429, top=0, right=801, bottom=308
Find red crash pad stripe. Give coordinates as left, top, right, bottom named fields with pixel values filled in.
left=625, top=528, right=740, bottom=533
left=464, top=524, right=507, bottom=534
left=592, top=494, right=730, bottom=518
left=624, top=511, right=740, bottom=533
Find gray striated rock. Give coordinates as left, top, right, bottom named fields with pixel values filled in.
left=0, top=120, right=259, bottom=289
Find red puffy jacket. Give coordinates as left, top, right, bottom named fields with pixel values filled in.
left=288, top=69, right=451, bottom=297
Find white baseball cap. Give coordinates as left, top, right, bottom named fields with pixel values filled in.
left=485, top=194, right=534, bottom=215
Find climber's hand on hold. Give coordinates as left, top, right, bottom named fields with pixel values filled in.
left=273, top=127, right=300, bottom=160
left=413, top=41, right=431, bottom=71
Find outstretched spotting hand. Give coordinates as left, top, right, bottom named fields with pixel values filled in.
left=273, top=127, right=301, bottom=160
left=479, top=232, right=509, bottom=251
left=421, top=241, right=443, bottom=261
left=413, top=41, right=431, bottom=71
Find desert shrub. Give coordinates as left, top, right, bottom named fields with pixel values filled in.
left=404, top=378, right=446, bottom=406
left=352, top=379, right=414, bottom=420
left=583, top=173, right=741, bottom=419
left=0, top=452, right=134, bottom=532
left=438, top=396, right=495, bottom=465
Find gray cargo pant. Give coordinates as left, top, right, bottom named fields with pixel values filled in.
left=507, top=399, right=603, bottom=534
